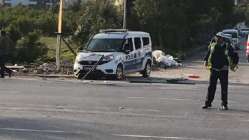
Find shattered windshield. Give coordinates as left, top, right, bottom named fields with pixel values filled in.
left=85, top=39, right=124, bottom=52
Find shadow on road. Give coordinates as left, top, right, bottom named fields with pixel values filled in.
left=0, top=118, right=106, bottom=140
left=126, top=76, right=195, bottom=85
left=191, top=80, right=249, bottom=86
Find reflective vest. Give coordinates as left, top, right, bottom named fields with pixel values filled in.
left=207, top=42, right=238, bottom=71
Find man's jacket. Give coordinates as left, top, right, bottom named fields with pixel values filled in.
left=204, top=42, right=238, bottom=71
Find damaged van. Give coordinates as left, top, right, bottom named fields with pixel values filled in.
left=73, top=29, right=153, bottom=80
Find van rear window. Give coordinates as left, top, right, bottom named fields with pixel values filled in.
left=142, top=37, right=150, bottom=46
left=134, top=38, right=142, bottom=50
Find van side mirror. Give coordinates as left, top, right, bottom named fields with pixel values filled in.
left=124, top=49, right=131, bottom=54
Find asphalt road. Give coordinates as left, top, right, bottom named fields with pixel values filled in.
left=0, top=76, right=249, bottom=140
left=0, top=43, right=249, bottom=140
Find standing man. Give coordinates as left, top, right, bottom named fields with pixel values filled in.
left=0, top=30, right=13, bottom=78
left=202, top=32, right=237, bottom=110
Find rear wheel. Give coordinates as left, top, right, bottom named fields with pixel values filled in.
left=116, top=65, right=124, bottom=80
left=247, top=55, right=249, bottom=63
left=142, top=62, right=151, bottom=78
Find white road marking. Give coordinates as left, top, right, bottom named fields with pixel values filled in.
left=113, top=134, right=214, bottom=140
left=128, top=97, right=145, bottom=99
left=0, top=128, right=215, bottom=140
left=0, top=128, right=71, bottom=134
left=1, top=106, right=249, bottom=122
left=127, top=97, right=196, bottom=102
left=0, top=106, right=186, bottom=119
left=159, top=98, right=194, bottom=101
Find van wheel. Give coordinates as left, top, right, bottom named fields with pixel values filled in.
left=75, top=72, right=84, bottom=79
left=142, top=62, right=151, bottom=78
left=247, top=55, right=249, bottom=63
left=116, top=65, right=124, bottom=80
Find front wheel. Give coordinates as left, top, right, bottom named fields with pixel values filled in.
left=142, top=62, right=151, bottom=78
left=115, top=65, right=124, bottom=80
left=75, top=72, right=84, bottom=79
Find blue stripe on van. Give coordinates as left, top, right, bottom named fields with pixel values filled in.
left=124, top=52, right=152, bottom=71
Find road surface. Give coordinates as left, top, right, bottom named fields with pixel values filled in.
left=0, top=46, right=249, bottom=140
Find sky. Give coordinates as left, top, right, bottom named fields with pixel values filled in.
left=5, top=0, right=81, bottom=6
left=5, top=0, right=36, bottom=6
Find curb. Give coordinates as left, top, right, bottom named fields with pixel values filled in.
left=16, top=74, right=74, bottom=79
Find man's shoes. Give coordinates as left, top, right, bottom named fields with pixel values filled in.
left=202, top=104, right=212, bottom=109
left=220, top=105, right=228, bottom=110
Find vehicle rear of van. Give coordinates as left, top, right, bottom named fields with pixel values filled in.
left=246, top=34, right=249, bottom=62
left=222, top=29, right=239, bottom=49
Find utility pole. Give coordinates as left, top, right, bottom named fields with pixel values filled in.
left=123, top=0, right=127, bottom=29
left=234, top=0, right=238, bottom=6
left=56, top=0, right=63, bottom=71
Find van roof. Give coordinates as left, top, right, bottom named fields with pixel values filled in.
left=222, top=29, right=238, bottom=33
left=93, top=30, right=150, bottom=39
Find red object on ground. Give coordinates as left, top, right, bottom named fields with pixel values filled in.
left=246, top=36, right=249, bottom=56
left=188, top=74, right=200, bottom=79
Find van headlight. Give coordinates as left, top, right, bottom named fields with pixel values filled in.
left=103, top=55, right=114, bottom=62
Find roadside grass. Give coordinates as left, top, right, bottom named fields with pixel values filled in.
left=40, top=37, right=78, bottom=63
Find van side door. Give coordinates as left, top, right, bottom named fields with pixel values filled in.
left=134, top=37, right=143, bottom=71
left=123, top=38, right=136, bottom=72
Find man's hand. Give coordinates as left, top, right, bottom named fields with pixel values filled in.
left=204, top=61, right=208, bottom=67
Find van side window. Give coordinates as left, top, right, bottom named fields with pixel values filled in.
left=124, top=38, right=134, bottom=51
left=134, top=38, right=142, bottom=50
left=142, top=37, right=150, bottom=46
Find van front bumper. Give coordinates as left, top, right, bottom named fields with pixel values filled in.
left=73, top=61, right=117, bottom=76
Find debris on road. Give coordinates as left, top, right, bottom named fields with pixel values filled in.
left=37, top=63, right=57, bottom=74
left=152, top=50, right=182, bottom=68
left=6, top=64, right=25, bottom=70
left=188, top=74, right=200, bottom=79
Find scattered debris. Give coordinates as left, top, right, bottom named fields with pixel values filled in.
left=152, top=50, right=182, bottom=68
left=6, top=64, right=25, bottom=70
left=37, top=63, right=57, bottom=73
left=119, top=106, right=126, bottom=110
left=6, top=62, right=73, bottom=76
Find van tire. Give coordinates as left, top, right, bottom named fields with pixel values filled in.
left=142, top=61, right=151, bottom=78
left=116, top=65, right=124, bottom=80
left=76, top=72, right=84, bottom=79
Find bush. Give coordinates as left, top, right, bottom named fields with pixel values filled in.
left=15, top=32, right=48, bottom=63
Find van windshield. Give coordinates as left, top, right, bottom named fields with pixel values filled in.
left=85, top=39, right=124, bottom=52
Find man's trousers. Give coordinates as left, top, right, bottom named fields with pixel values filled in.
left=205, top=69, right=229, bottom=106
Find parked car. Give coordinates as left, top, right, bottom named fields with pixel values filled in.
left=223, top=33, right=233, bottom=46
left=73, top=29, right=153, bottom=80
left=222, top=29, right=240, bottom=50
left=240, top=28, right=249, bottom=38
left=246, top=34, right=249, bottom=62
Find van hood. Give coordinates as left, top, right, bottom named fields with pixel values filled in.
left=76, top=52, right=124, bottom=61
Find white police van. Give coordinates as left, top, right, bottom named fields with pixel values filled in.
left=74, top=29, right=153, bottom=80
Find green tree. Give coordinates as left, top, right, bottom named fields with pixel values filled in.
left=73, top=0, right=122, bottom=47
left=16, top=32, right=48, bottom=63
left=133, top=0, right=237, bottom=56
